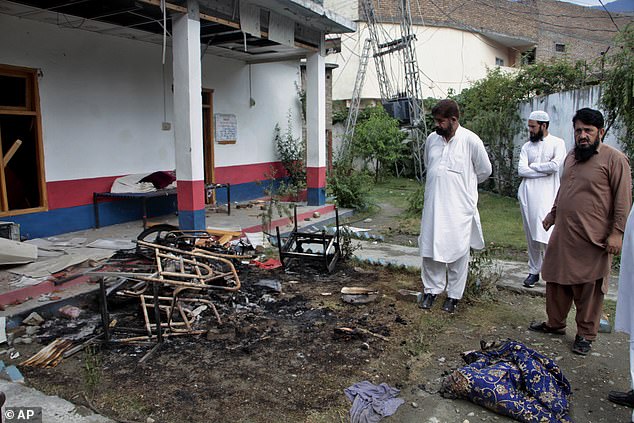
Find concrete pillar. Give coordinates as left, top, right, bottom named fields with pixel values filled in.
left=172, top=0, right=205, bottom=229
left=305, top=52, right=327, bottom=206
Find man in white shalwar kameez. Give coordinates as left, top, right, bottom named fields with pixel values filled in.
left=609, top=207, right=634, bottom=419
left=517, top=110, right=566, bottom=288
left=418, top=99, right=492, bottom=313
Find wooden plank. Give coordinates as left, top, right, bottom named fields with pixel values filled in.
left=3, top=139, right=22, bottom=168
left=139, top=0, right=318, bottom=51
left=216, top=234, right=233, bottom=245
left=206, top=229, right=242, bottom=237
left=140, top=0, right=240, bottom=28
left=0, top=125, right=7, bottom=212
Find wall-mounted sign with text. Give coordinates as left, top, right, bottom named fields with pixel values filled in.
left=214, top=113, right=237, bottom=144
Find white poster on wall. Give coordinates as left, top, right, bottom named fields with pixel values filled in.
left=215, top=113, right=237, bottom=144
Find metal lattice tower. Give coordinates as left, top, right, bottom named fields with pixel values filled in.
left=340, top=38, right=372, bottom=161
left=361, top=0, right=394, bottom=101
left=398, top=0, right=426, bottom=180
left=357, top=0, right=428, bottom=180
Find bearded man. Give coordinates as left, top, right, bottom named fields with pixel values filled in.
left=517, top=110, right=566, bottom=288
left=418, top=99, right=492, bottom=313
left=529, top=108, right=632, bottom=356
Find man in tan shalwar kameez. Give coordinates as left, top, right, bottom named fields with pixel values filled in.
left=529, top=108, right=632, bottom=356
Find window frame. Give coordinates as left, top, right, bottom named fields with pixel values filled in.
left=0, top=64, right=47, bottom=216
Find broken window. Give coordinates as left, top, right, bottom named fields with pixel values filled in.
left=0, top=65, right=46, bottom=215
left=521, top=47, right=536, bottom=65
left=555, top=43, right=566, bottom=53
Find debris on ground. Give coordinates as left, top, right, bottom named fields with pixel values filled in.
left=58, top=305, right=82, bottom=320
left=344, top=381, right=405, bottom=423
left=22, top=312, right=44, bottom=326
left=0, top=237, right=37, bottom=265
left=341, top=287, right=380, bottom=304
left=21, top=339, right=74, bottom=368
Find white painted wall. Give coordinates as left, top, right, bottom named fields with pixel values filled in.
left=330, top=23, right=515, bottom=101
left=516, top=85, right=623, bottom=152
left=203, top=56, right=303, bottom=168
left=0, top=14, right=176, bottom=182
left=0, top=13, right=303, bottom=182
left=324, top=0, right=359, bottom=21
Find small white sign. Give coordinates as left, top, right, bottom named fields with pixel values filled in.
left=215, top=113, right=238, bottom=144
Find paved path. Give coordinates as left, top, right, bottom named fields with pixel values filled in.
left=353, top=240, right=619, bottom=301
left=0, top=380, right=114, bottom=422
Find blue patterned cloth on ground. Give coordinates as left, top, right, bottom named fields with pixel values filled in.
left=344, top=381, right=405, bottom=423
left=442, top=339, right=573, bottom=422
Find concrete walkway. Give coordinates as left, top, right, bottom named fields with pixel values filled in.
left=352, top=240, right=619, bottom=301
left=0, top=379, right=114, bottom=422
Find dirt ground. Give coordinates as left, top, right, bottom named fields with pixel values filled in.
left=7, top=202, right=634, bottom=423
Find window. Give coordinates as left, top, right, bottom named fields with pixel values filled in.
left=522, top=47, right=536, bottom=65
left=555, top=43, right=566, bottom=53
left=495, top=57, right=505, bottom=66
left=0, top=64, right=46, bottom=215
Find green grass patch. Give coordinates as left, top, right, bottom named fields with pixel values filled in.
left=360, top=177, right=528, bottom=261
left=366, top=176, right=421, bottom=209
left=478, top=191, right=526, bottom=260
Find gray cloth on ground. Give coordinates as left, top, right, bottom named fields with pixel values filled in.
left=344, top=381, right=405, bottom=423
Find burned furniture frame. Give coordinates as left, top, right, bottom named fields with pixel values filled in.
left=276, top=206, right=340, bottom=272
left=95, top=240, right=241, bottom=355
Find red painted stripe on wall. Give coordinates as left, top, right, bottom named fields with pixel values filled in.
left=306, top=167, right=326, bottom=188
left=47, top=176, right=120, bottom=209
left=46, top=162, right=288, bottom=210
left=176, top=180, right=206, bottom=211
left=215, top=162, right=287, bottom=185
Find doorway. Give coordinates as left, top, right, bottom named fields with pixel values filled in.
left=202, top=89, right=214, bottom=204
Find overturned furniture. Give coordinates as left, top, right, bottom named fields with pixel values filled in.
left=276, top=206, right=341, bottom=272
left=94, top=238, right=242, bottom=351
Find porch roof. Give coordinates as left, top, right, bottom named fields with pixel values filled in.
left=1, top=0, right=356, bottom=63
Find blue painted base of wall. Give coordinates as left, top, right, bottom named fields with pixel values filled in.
left=178, top=209, right=206, bottom=230
left=2, top=196, right=177, bottom=239
left=307, top=187, right=326, bottom=206
left=0, top=180, right=280, bottom=239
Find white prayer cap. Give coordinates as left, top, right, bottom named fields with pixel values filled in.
left=529, top=110, right=550, bottom=122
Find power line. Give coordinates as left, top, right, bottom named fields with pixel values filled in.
left=599, top=0, right=621, bottom=31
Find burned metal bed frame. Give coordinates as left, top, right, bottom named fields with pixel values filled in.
left=94, top=237, right=242, bottom=357
left=275, top=206, right=341, bottom=273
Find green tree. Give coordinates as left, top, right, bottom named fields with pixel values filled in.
left=352, top=106, right=407, bottom=182
left=515, top=59, right=588, bottom=99
left=600, top=24, right=634, bottom=169
left=453, top=61, right=589, bottom=197
left=455, top=68, right=523, bottom=196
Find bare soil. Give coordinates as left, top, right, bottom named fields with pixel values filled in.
left=8, top=201, right=633, bottom=423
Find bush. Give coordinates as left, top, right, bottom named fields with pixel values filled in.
left=352, top=106, right=408, bottom=182
left=274, top=113, right=306, bottom=189
left=406, top=184, right=424, bottom=215
left=463, top=249, right=501, bottom=303
left=600, top=24, right=634, bottom=174
left=327, top=165, right=372, bottom=210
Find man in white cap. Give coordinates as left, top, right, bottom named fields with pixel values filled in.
left=517, top=110, right=566, bottom=288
